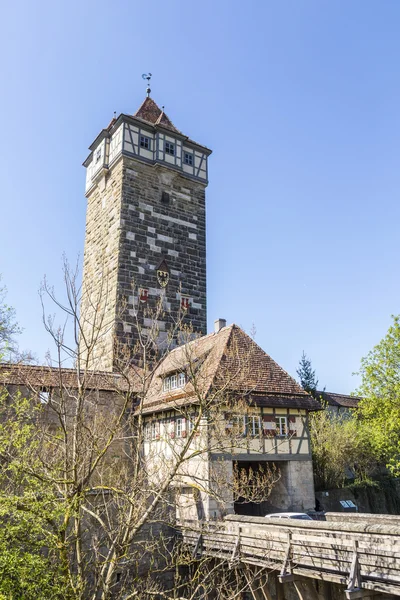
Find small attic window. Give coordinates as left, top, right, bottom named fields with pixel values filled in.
left=165, top=142, right=175, bottom=156
left=163, top=372, right=186, bottom=392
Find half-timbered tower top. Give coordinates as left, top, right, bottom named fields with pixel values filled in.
left=83, top=95, right=212, bottom=196
left=81, top=91, right=211, bottom=370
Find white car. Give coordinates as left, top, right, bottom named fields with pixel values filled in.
left=265, top=512, right=312, bottom=520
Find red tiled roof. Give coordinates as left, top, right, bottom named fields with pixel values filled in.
left=134, top=97, right=181, bottom=134
left=317, top=390, right=361, bottom=409
left=0, top=363, right=142, bottom=393
left=0, top=326, right=322, bottom=414
left=143, top=324, right=320, bottom=413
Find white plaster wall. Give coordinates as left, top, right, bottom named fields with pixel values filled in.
left=109, top=124, right=123, bottom=164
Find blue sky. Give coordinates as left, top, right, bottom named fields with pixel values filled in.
left=1, top=0, right=400, bottom=393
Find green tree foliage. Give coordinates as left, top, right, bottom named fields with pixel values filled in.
left=0, top=292, right=62, bottom=597
left=0, top=390, right=72, bottom=599
left=296, top=351, right=319, bottom=395
left=310, top=408, right=376, bottom=490
left=356, top=315, right=400, bottom=476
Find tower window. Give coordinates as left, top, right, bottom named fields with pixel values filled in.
left=140, top=135, right=151, bottom=150
left=95, top=148, right=102, bottom=163
left=184, top=152, right=193, bottom=166
left=165, top=141, right=175, bottom=156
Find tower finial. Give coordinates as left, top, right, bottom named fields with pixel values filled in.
left=142, top=72, right=152, bottom=97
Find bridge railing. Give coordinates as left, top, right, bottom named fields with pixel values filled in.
left=179, top=515, right=400, bottom=597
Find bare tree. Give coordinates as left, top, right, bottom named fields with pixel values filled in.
left=0, top=260, right=288, bottom=599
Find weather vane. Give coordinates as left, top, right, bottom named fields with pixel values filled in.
left=142, top=73, right=152, bottom=97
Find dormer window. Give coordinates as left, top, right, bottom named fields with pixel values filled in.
left=163, top=372, right=186, bottom=392
left=184, top=152, right=193, bottom=166
left=165, top=141, right=175, bottom=156
left=95, top=148, right=102, bottom=163
left=140, top=135, right=151, bottom=150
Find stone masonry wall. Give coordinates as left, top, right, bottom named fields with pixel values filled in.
left=81, top=159, right=123, bottom=371
left=266, top=460, right=315, bottom=513
left=115, top=156, right=207, bottom=351
left=82, top=154, right=207, bottom=370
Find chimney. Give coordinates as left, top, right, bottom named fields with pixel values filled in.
left=214, top=318, right=226, bottom=333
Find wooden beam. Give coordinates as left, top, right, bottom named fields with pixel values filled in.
left=274, top=571, right=285, bottom=600
left=192, top=533, right=203, bottom=558
left=346, top=541, right=362, bottom=593
left=345, top=591, right=375, bottom=599
left=279, top=532, right=293, bottom=579
left=229, top=531, right=241, bottom=568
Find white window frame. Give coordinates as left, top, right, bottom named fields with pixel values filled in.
left=276, top=416, right=288, bottom=436
left=175, top=418, right=183, bottom=438
left=163, top=372, right=186, bottom=392
left=248, top=415, right=261, bottom=437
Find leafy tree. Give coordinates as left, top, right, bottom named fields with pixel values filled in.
left=356, top=315, right=400, bottom=476
left=309, top=408, right=377, bottom=490
left=296, top=351, right=319, bottom=395
left=0, top=310, right=68, bottom=597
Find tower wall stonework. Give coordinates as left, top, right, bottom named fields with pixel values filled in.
left=117, top=156, right=207, bottom=345
left=81, top=159, right=124, bottom=372
left=82, top=154, right=207, bottom=371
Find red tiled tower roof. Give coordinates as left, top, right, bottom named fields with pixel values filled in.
left=134, top=97, right=181, bottom=134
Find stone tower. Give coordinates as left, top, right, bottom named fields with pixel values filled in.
left=82, top=94, right=211, bottom=371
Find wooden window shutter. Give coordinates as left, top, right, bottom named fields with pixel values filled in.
left=263, top=415, right=276, bottom=437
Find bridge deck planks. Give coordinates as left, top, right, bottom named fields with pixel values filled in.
left=180, top=518, right=400, bottom=596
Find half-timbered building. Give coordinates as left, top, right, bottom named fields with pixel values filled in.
left=141, top=320, right=321, bottom=519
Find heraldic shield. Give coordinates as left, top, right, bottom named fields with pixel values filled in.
left=157, top=259, right=170, bottom=288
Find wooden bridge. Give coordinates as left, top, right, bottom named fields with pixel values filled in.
left=180, top=514, right=400, bottom=599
